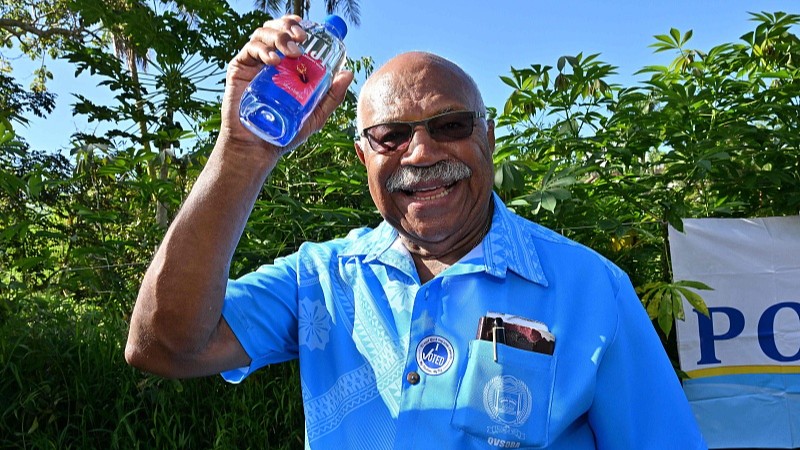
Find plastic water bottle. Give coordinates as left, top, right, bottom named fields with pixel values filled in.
left=239, top=15, right=348, bottom=147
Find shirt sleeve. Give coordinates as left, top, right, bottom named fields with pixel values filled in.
left=220, top=253, right=300, bottom=383
left=588, top=274, right=708, bottom=450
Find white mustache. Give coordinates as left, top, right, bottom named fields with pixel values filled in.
left=385, top=160, right=472, bottom=193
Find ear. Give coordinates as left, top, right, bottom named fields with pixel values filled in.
left=355, top=140, right=367, bottom=165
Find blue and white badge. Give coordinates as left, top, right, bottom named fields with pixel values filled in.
left=416, top=335, right=454, bottom=375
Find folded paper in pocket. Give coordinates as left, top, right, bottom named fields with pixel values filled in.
left=477, top=313, right=555, bottom=356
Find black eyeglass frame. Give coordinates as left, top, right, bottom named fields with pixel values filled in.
left=359, top=110, right=486, bottom=153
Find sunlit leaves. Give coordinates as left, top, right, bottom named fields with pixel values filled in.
left=0, top=118, right=16, bottom=146
left=0, top=0, right=85, bottom=88
left=651, top=28, right=694, bottom=53
left=637, top=280, right=712, bottom=337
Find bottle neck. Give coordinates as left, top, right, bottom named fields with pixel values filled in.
left=303, top=28, right=343, bottom=69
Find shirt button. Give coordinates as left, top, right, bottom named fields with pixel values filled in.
left=406, top=371, right=420, bottom=385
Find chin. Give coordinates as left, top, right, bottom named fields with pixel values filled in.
left=402, top=223, right=458, bottom=245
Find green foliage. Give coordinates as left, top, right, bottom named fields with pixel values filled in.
left=2, top=2, right=799, bottom=444
left=65, top=0, right=269, bottom=144
left=0, top=295, right=304, bottom=449
left=0, top=74, right=56, bottom=126
left=496, top=11, right=800, bottom=342
left=254, top=0, right=362, bottom=27
left=1, top=2, right=376, bottom=445
left=637, top=280, right=712, bottom=338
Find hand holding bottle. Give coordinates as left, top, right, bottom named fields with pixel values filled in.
left=220, top=15, right=354, bottom=158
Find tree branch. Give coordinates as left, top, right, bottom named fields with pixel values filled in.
left=0, top=18, right=83, bottom=40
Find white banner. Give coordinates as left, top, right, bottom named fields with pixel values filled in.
left=669, top=216, right=800, bottom=448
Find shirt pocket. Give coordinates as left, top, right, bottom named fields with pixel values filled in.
left=451, top=339, right=556, bottom=449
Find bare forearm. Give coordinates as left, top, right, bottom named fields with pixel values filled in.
left=125, top=14, right=353, bottom=378
left=126, top=139, right=278, bottom=375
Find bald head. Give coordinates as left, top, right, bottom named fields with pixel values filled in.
left=356, top=52, right=485, bottom=131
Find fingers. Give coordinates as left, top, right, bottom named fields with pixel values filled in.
left=233, top=43, right=280, bottom=68
left=249, top=23, right=306, bottom=58
left=252, top=15, right=306, bottom=56
left=234, top=15, right=307, bottom=68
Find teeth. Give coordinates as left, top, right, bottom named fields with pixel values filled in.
left=410, top=185, right=453, bottom=201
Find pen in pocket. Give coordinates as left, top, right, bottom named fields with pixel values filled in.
left=493, top=317, right=505, bottom=362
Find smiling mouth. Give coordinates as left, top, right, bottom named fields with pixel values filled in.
left=403, top=182, right=457, bottom=201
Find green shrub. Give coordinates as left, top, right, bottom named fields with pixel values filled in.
left=0, top=295, right=304, bottom=450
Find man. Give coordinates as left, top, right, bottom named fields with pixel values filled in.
left=126, top=15, right=707, bottom=450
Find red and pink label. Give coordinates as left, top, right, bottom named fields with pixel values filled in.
left=272, top=54, right=326, bottom=105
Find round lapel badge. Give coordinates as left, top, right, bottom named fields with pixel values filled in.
left=416, top=335, right=454, bottom=375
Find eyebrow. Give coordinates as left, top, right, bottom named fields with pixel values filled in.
left=437, top=106, right=456, bottom=115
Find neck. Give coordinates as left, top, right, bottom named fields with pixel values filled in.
left=406, top=204, right=494, bottom=284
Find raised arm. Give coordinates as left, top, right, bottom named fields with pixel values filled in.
left=125, top=15, right=354, bottom=379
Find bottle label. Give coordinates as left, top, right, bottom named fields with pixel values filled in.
left=272, top=54, right=326, bottom=105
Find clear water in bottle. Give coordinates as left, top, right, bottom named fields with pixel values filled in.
left=239, top=15, right=347, bottom=147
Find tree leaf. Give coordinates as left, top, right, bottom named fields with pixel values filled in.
left=540, top=192, right=557, bottom=212
left=670, top=28, right=682, bottom=46
left=672, top=288, right=685, bottom=321
left=500, top=75, right=518, bottom=89
left=653, top=34, right=675, bottom=45
left=682, top=29, right=694, bottom=46
left=658, top=286, right=674, bottom=336
left=676, top=287, right=710, bottom=317
left=646, top=288, right=662, bottom=320
left=674, top=280, right=713, bottom=290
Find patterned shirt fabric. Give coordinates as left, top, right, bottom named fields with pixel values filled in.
left=221, top=193, right=707, bottom=450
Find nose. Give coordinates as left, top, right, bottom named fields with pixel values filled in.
left=402, top=124, right=445, bottom=166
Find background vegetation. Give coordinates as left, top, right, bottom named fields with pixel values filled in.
left=1, top=0, right=798, bottom=447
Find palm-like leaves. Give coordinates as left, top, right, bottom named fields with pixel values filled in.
left=253, top=0, right=360, bottom=26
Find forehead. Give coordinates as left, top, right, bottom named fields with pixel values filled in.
left=359, top=59, right=477, bottom=127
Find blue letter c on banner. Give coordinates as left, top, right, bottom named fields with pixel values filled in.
left=758, top=302, right=800, bottom=362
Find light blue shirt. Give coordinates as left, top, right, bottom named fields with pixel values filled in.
left=222, top=193, right=707, bottom=450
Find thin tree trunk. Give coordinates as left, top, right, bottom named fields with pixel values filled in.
left=156, top=152, right=169, bottom=229
left=128, top=52, right=152, bottom=155
left=292, top=0, right=304, bottom=17
left=126, top=49, right=169, bottom=229
left=154, top=108, right=174, bottom=229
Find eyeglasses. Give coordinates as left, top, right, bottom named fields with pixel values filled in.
left=360, top=110, right=485, bottom=153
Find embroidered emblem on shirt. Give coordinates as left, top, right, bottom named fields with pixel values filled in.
left=484, top=375, right=532, bottom=438
left=415, top=335, right=454, bottom=375
left=298, top=297, right=332, bottom=351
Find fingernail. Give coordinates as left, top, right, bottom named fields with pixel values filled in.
left=291, top=25, right=305, bottom=38
left=287, top=41, right=300, bottom=54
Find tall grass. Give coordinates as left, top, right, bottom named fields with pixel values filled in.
left=0, top=295, right=304, bottom=450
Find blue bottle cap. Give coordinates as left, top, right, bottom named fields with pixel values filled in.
left=323, top=14, right=347, bottom=40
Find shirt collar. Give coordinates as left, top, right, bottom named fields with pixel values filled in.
left=483, top=192, right=548, bottom=286
left=339, top=192, right=548, bottom=287
left=339, top=220, right=398, bottom=262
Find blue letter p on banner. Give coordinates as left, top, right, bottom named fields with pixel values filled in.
left=695, top=307, right=746, bottom=365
